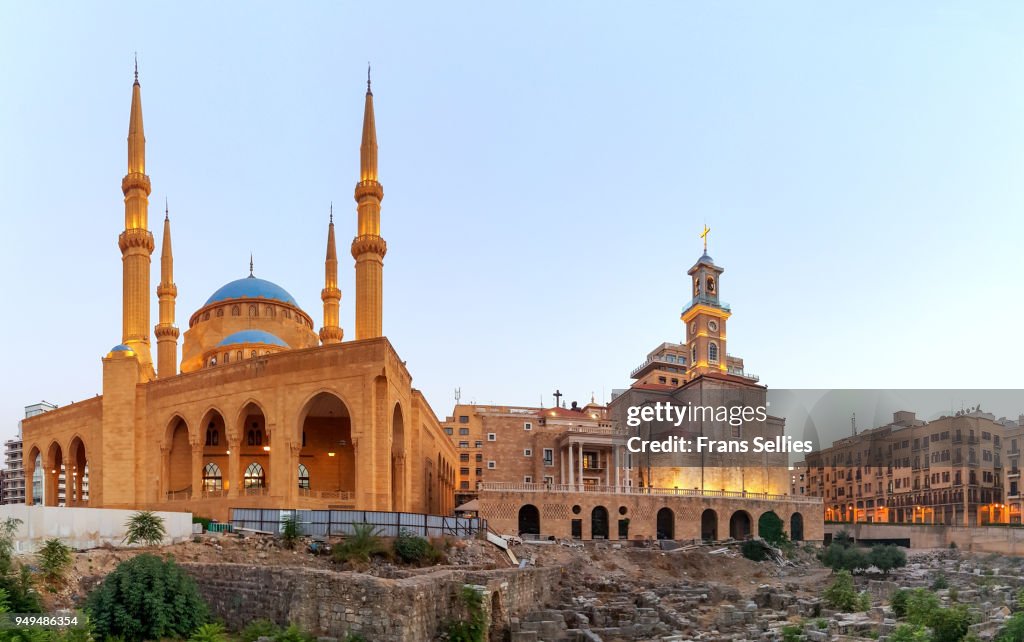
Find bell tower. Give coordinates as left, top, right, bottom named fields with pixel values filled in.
left=681, top=229, right=730, bottom=379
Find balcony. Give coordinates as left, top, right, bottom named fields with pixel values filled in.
left=1010, top=469, right=1021, bottom=479
left=630, top=355, right=684, bottom=378
left=681, top=294, right=731, bottom=316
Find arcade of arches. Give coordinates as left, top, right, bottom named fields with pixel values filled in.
left=22, top=339, right=459, bottom=522
left=489, top=491, right=823, bottom=541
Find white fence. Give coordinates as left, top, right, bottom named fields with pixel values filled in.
left=0, top=505, right=194, bottom=553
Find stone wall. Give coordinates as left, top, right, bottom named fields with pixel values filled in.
left=826, top=522, right=1024, bottom=555
left=182, top=563, right=560, bottom=642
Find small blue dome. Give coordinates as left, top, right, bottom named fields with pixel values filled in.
left=110, top=344, right=133, bottom=352
left=204, top=276, right=298, bottom=307
left=216, top=330, right=289, bottom=348
left=696, top=252, right=715, bottom=265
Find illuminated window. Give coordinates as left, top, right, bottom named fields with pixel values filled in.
left=244, top=463, right=265, bottom=488
left=297, top=464, right=310, bottom=489
left=708, top=342, right=719, bottom=363
left=202, top=463, right=222, bottom=491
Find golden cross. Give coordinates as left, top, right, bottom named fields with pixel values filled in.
left=700, top=224, right=711, bottom=252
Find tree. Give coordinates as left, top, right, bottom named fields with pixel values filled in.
left=123, top=511, right=167, bottom=547
left=868, top=544, right=907, bottom=576
left=85, top=554, right=208, bottom=641
left=833, top=529, right=854, bottom=547
left=890, top=623, right=931, bottom=642
left=997, top=612, right=1024, bottom=642
left=37, top=538, right=73, bottom=585
left=823, top=571, right=862, bottom=612
left=929, top=606, right=972, bottom=642
left=904, top=588, right=941, bottom=627
left=280, top=515, right=300, bottom=550
left=820, top=543, right=869, bottom=573
left=757, top=512, right=787, bottom=546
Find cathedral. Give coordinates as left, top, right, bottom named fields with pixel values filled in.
left=21, top=68, right=458, bottom=521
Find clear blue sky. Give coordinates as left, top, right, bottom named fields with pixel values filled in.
left=2, top=2, right=1024, bottom=442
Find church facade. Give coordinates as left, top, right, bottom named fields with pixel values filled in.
left=21, top=69, right=458, bottom=521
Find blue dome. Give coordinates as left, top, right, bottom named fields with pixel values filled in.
left=204, top=276, right=298, bottom=307
left=110, top=344, right=133, bottom=352
left=216, top=330, right=289, bottom=348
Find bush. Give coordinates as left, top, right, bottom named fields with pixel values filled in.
left=281, top=516, right=300, bottom=550
left=445, top=587, right=485, bottom=642
left=931, top=571, right=950, bottom=590
left=868, top=545, right=907, bottom=576
left=741, top=540, right=768, bottom=562
left=833, top=530, right=854, bottom=548
left=891, top=589, right=910, bottom=618
left=393, top=530, right=442, bottom=565
left=240, top=619, right=280, bottom=642
left=273, top=624, right=314, bottom=642
left=757, top=512, right=788, bottom=546
left=190, top=623, right=229, bottom=642
left=904, top=588, right=941, bottom=626
left=820, top=543, right=869, bottom=573
left=85, top=553, right=208, bottom=641
left=823, top=570, right=862, bottom=612
left=890, top=623, right=931, bottom=642
left=122, top=511, right=166, bottom=547
left=781, top=623, right=804, bottom=642
left=930, top=606, right=972, bottom=642
left=332, top=524, right=383, bottom=564
left=37, top=538, right=73, bottom=585
left=192, top=516, right=213, bottom=532
left=997, top=612, right=1024, bottom=642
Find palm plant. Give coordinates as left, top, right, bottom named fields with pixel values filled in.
left=123, top=511, right=167, bottom=546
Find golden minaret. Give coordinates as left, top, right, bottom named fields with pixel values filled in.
left=351, top=68, right=386, bottom=340
left=119, top=60, right=155, bottom=375
left=155, top=200, right=179, bottom=376
left=319, top=204, right=344, bottom=344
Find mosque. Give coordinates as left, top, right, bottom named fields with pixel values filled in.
left=20, top=67, right=458, bottom=521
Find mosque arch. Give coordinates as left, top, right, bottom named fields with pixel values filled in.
left=701, top=508, right=718, bottom=541
left=298, top=392, right=354, bottom=498
left=165, top=417, right=192, bottom=500
left=67, top=435, right=88, bottom=506
left=729, top=510, right=753, bottom=540
left=391, top=403, right=406, bottom=510
left=25, top=445, right=41, bottom=505
left=656, top=507, right=675, bottom=540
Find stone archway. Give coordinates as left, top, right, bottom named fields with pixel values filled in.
left=26, top=446, right=41, bottom=505
left=391, top=404, right=406, bottom=511
left=790, top=512, right=804, bottom=542
left=200, top=409, right=228, bottom=497
left=44, top=441, right=63, bottom=506
left=591, top=506, right=610, bottom=539
left=298, top=392, right=354, bottom=500
left=165, top=417, right=192, bottom=500
left=238, top=402, right=269, bottom=495
left=656, top=507, right=675, bottom=540
left=729, top=510, right=752, bottom=540
left=518, top=504, right=540, bottom=537
left=701, top=508, right=718, bottom=541
left=67, top=436, right=88, bottom=506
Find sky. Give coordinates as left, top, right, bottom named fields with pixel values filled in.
left=2, top=2, right=1024, bottom=445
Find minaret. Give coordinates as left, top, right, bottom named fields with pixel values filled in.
left=351, top=67, right=387, bottom=340
left=319, top=204, right=343, bottom=344
left=155, top=200, right=179, bottom=376
left=119, top=59, right=155, bottom=374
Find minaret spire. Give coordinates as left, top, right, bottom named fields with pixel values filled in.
left=120, top=60, right=155, bottom=377
left=155, top=200, right=179, bottom=377
left=352, top=72, right=387, bottom=339
left=320, top=205, right=343, bottom=345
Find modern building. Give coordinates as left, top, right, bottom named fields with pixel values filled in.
left=804, top=409, right=1013, bottom=526
left=475, top=248, right=822, bottom=542
left=4, top=403, right=57, bottom=505
left=21, top=68, right=457, bottom=521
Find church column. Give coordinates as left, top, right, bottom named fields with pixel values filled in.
left=190, top=444, right=203, bottom=500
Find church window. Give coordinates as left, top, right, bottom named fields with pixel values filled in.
left=231, top=305, right=240, bottom=316
left=244, top=463, right=265, bottom=488
left=298, top=464, right=310, bottom=489
left=202, top=463, right=222, bottom=491
left=708, top=342, right=719, bottom=363
left=216, top=308, right=224, bottom=318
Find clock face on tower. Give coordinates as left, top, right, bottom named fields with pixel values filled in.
left=708, top=320, right=719, bottom=332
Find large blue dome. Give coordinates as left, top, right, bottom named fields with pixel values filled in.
left=204, top=276, right=298, bottom=307
left=216, top=330, right=289, bottom=348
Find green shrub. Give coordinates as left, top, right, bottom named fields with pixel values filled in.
left=281, top=516, right=300, bottom=550
left=781, top=623, right=804, bottom=642
left=0, top=565, right=42, bottom=613
left=342, top=634, right=367, bottom=642
left=814, top=618, right=828, bottom=629
left=192, top=516, right=213, bottom=531
left=890, top=623, right=930, bottom=642
left=240, top=619, right=280, bottom=642
left=757, top=512, right=787, bottom=546
left=949, top=587, right=959, bottom=603
left=833, top=530, right=854, bottom=548
left=820, top=543, right=869, bottom=573
left=930, top=606, right=972, bottom=642
left=823, top=571, right=863, bottom=612
left=905, top=588, right=941, bottom=627
left=190, top=623, right=229, bottom=642
left=891, top=589, right=910, bottom=617
left=273, top=624, right=314, bottom=642
left=84, top=553, right=208, bottom=641
left=997, top=612, right=1024, bottom=642
left=931, top=571, right=950, bottom=590
left=444, top=587, right=485, bottom=642
left=122, top=511, right=166, bottom=547
left=393, top=530, right=442, bottom=565
left=332, top=524, right=383, bottom=564
left=868, top=545, right=907, bottom=576
left=741, top=540, right=767, bottom=562
left=37, top=539, right=73, bottom=585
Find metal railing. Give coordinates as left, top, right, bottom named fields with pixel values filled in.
left=297, top=489, right=355, bottom=501
left=231, top=508, right=484, bottom=538
left=681, top=294, right=731, bottom=315
left=165, top=490, right=190, bottom=501
left=478, top=481, right=822, bottom=504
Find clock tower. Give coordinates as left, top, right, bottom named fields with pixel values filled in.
left=681, top=251, right=731, bottom=380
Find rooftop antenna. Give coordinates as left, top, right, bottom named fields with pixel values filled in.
left=454, top=387, right=461, bottom=404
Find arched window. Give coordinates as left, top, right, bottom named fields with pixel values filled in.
left=248, top=305, right=257, bottom=317
left=202, top=463, right=222, bottom=491
left=216, top=308, right=224, bottom=317
left=265, top=306, right=275, bottom=318
left=708, top=342, right=719, bottom=363
left=223, top=353, right=230, bottom=364
left=32, top=454, right=42, bottom=504
left=203, top=312, right=210, bottom=321
left=231, top=305, right=240, bottom=317
left=690, top=345, right=696, bottom=365
left=244, top=463, right=265, bottom=488
left=298, top=464, right=310, bottom=489
left=236, top=351, right=243, bottom=362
